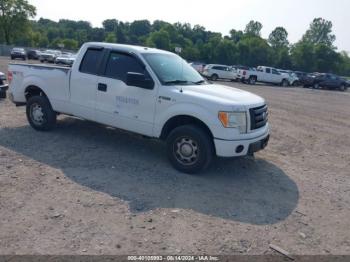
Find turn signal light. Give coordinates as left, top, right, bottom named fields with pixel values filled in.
left=7, top=71, right=13, bottom=84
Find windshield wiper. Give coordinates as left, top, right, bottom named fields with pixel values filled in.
left=193, top=80, right=206, bottom=85
left=164, top=80, right=207, bottom=86
left=164, top=80, right=189, bottom=85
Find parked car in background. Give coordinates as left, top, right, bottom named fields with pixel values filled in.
left=202, top=64, right=238, bottom=81
left=277, top=69, right=300, bottom=86
left=255, top=66, right=290, bottom=86
left=10, top=48, right=26, bottom=60
left=236, top=66, right=258, bottom=84
left=55, top=53, right=76, bottom=66
left=294, top=71, right=312, bottom=86
left=237, top=66, right=289, bottom=86
left=189, top=62, right=206, bottom=74
left=40, top=50, right=62, bottom=63
left=0, top=72, right=8, bottom=99
left=27, top=49, right=41, bottom=60
left=304, top=73, right=349, bottom=91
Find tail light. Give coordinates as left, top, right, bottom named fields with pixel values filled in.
left=7, top=71, right=13, bottom=84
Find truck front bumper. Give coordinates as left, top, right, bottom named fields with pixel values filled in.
left=214, top=132, right=270, bottom=157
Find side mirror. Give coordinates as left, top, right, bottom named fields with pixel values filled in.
left=126, top=72, right=154, bottom=90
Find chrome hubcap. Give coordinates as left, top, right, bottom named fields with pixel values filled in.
left=174, top=137, right=199, bottom=165
left=30, top=104, right=44, bottom=125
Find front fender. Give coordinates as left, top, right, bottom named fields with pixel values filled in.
left=154, top=102, right=217, bottom=138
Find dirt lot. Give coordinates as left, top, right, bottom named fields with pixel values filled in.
left=0, top=56, right=350, bottom=256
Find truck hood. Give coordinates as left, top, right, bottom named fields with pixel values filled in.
left=178, top=83, right=265, bottom=108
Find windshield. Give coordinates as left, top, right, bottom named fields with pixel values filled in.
left=142, top=53, right=205, bottom=85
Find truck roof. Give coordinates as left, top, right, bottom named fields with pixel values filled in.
left=84, top=42, right=174, bottom=55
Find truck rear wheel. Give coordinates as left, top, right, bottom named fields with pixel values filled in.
left=26, top=96, right=56, bottom=131
left=248, top=76, right=257, bottom=85
left=339, top=84, right=346, bottom=91
left=166, top=125, right=213, bottom=174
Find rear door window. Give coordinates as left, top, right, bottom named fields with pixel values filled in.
left=80, top=48, right=104, bottom=75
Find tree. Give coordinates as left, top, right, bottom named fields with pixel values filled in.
left=238, top=37, right=273, bottom=66
left=104, top=32, right=117, bottom=43
left=229, top=29, right=244, bottom=43
left=62, top=38, right=78, bottom=50
left=338, top=51, right=350, bottom=76
left=302, top=18, right=336, bottom=47
left=129, top=20, right=151, bottom=38
left=313, top=44, right=340, bottom=73
left=152, top=20, right=170, bottom=31
left=290, top=41, right=316, bottom=72
left=0, top=0, right=36, bottom=44
left=214, top=39, right=238, bottom=65
left=146, top=30, right=170, bottom=50
left=273, top=47, right=292, bottom=69
left=269, top=27, right=289, bottom=49
left=103, top=19, right=118, bottom=32
left=50, top=38, right=63, bottom=49
left=244, top=20, right=263, bottom=37
left=90, top=28, right=105, bottom=42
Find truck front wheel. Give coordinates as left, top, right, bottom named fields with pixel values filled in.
left=166, top=125, right=213, bottom=174
left=281, top=79, right=289, bottom=87
left=26, top=96, right=57, bottom=131
left=211, top=74, right=218, bottom=81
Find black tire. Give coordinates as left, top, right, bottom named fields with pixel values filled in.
left=281, top=79, right=289, bottom=87
left=248, top=76, right=257, bottom=85
left=293, top=81, right=300, bottom=87
left=313, top=83, right=319, bottom=89
left=166, top=125, right=214, bottom=174
left=0, top=91, right=6, bottom=99
left=339, top=84, right=346, bottom=92
left=26, top=96, right=57, bottom=131
left=211, top=74, right=218, bottom=81
left=11, top=56, right=14, bottom=60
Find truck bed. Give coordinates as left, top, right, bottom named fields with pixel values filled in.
left=8, top=63, right=72, bottom=113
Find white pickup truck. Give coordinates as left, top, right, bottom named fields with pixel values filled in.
left=237, top=66, right=290, bottom=87
left=8, top=42, right=270, bottom=174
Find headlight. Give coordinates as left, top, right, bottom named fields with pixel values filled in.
left=218, top=111, right=247, bottom=133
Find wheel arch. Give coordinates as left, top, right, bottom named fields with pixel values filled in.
left=160, top=115, right=214, bottom=142
left=25, top=85, right=48, bottom=101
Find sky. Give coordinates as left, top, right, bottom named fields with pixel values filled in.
left=29, top=0, right=350, bottom=52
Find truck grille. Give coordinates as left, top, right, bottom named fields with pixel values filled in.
left=250, top=105, right=268, bottom=130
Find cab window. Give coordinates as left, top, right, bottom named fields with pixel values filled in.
left=104, top=52, right=151, bottom=83
left=272, top=69, right=279, bottom=75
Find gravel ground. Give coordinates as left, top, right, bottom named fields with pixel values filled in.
left=0, top=57, right=350, bottom=255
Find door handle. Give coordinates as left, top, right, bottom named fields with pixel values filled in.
left=98, top=83, right=107, bottom=92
